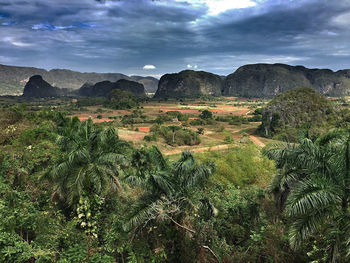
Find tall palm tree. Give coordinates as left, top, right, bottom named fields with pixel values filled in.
left=125, top=150, right=214, bottom=231
left=50, top=118, right=129, bottom=206
left=125, top=150, right=217, bottom=261
left=265, top=129, right=350, bottom=262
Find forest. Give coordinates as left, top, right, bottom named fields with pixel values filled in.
left=0, top=96, right=349, bottom=263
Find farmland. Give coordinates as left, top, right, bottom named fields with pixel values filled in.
left=66, top=98, right=270, bottom=155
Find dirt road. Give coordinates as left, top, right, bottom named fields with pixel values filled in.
left=163, top=144, right=231, bottom=155
left=249, top=136, right=265, bottom=147
left=163, top=136, right=266, bottom=155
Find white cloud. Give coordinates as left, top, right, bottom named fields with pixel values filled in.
left=143, top=64, right=156, bottom=70
left=3, top=37, right=32, bottom=47
left=332, top=12, right=350, bottom=27
left=187, top=64, right=198, bottom=69
left=175, top=0, right=256, bottom=15
left=32, top=23, right=75, bottom=31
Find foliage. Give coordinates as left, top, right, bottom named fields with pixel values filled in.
left=259, top=88, right=340, bottom=141
left=0, top=104, right=330, bottom=262
left=199, top=109, right=213, bottom=120
left=265, top=129, right=350, bottom=262
left=49, top=118, right=130, bottom=206
left=125, top=150, right=217, bottom=262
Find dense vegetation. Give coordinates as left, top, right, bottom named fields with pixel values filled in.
left=1, top=101, right=350, bottom=263
left=259, top=88, right=350, bottom=141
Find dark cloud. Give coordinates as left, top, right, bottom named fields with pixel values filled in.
left=0, top=0, right=350, bottom=76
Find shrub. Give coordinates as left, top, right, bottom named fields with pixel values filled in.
left=199, top=109, right=213, bottom=120
left=224, top=135, right=234, bottom=144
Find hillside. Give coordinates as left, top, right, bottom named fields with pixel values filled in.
left=259, top=88, right=337, bottom=140
left=130, top=75, right=159, bottom=93
left=224, top=63, right=350, bottom=97
left=78, top=79, right=146, bottom=97
left=154, top=70, right=223, bottom=98
left=0, top=64, right=158, bottom=95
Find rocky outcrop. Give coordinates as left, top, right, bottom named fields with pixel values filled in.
left=78, top=79, right=146, bottom=97
left=22, top=75, right=64, bottom=98
left=154, top=70, right=223, bottom=98
left=223, top=64, right=350, bottom=98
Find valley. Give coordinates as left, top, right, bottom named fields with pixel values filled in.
left=2, top=0, right=350, bottom=261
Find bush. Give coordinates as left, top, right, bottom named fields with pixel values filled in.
left=229, top=116, right=249, bottom=125
left=166, top=111, right=189, bottom=121
left=190, top=118, right=216, bottom=126
left=199, top=109, right=213, bottom=120
left=224, top=135, right=234, bottom=144
left=248, top=115, right=262, bottom=122
left=253, top=108, right=263, bottom=115
left=121, top=115, right=134, bottom=125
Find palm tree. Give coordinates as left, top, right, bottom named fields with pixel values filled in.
left=168, top=125, right=181, bottom=145
left=50, top=118, right=129, bottom=206
left=265, top=129, right=350, bottom=262
left=125, top=149, right=217, bottom=260
left=125, top=150, right=214, bottom=230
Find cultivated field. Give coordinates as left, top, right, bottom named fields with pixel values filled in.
left=67, top=97, right=272, bottom=156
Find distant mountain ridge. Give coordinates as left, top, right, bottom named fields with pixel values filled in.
left=155, top=64, right=350, bottom=98
left=3, top=63, right=350, bottom=98
left=223, top=63, right=350, bottom=97
left=0, top=64, right=158, bottom=95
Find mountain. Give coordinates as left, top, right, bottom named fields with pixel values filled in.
left=223, top=63, right=350, bottom=97
left=154, top=70, right=223, bottom=98
left=130, top=76, right=159, bottom=93
left=4, top=63, right=350, bottom=98
left=22, top=75, right=65, bottom=98
left=0, top=64, right=158, bottom=95
left=78, top=79, right=146, bottom=97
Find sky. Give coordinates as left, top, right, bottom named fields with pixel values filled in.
left=1, top=0, right=350, bottom=78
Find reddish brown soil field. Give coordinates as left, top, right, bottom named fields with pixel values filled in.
left=137, top=127, right=150, bottom=132
left=76, top=115, right=114, bottom=123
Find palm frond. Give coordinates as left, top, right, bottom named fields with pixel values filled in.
left=286, top=177, right=339, bottom=217
left=288, top=208, right=328, bottom=249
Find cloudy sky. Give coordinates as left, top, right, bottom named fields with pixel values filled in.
left=0, top=0, right=350, bottom=77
